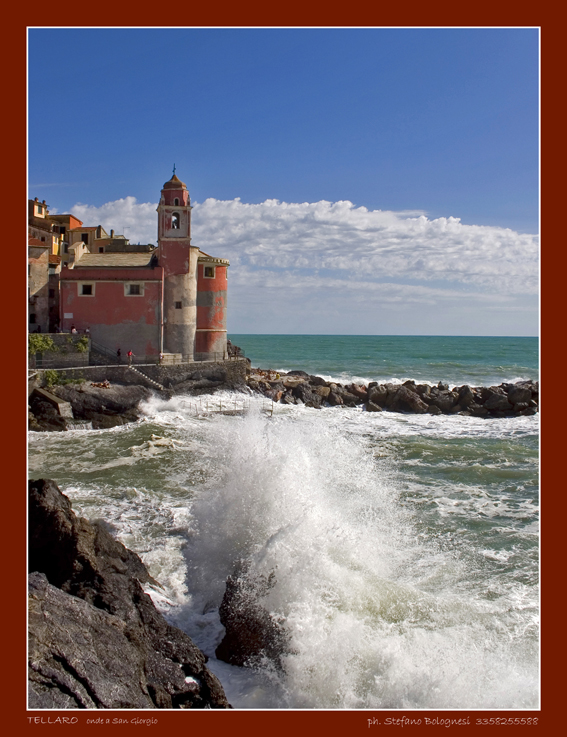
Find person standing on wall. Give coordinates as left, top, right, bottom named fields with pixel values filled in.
left=127, top=350, right=133, bottom=366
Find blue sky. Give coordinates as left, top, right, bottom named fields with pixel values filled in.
left=28, top=27, right=539, bottom=335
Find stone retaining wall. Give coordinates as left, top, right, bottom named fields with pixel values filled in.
left=29, top=358, right=248, bottom=393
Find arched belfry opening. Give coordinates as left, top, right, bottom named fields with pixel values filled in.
left=172, top=212, right=180, bottom=229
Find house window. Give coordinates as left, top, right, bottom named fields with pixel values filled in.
left=172, top=212, right=180, bottom=229
left=80, top=283, right=94, bottom=296
left=125, top=283, right=144, bottom=296
left=49, top=289, right=55, bottom=298
left=30, top=313, right=36, bottom=323
left=81, top=233, right=89, bottom=244
left=64, top=244, right=69, bottom=253
left=99, top=247, right=104, bottom=253
left=41, top=236, right=45, bottom=242
left=204, top=266, right=215, bottom=278
left=60, top=226, right=66, bottom=235
left=175, top=301, right=182, bottom=309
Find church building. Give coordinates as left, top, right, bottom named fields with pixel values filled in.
left=58, top=172, right=229, bottom=361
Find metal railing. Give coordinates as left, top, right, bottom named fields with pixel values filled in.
left=89, top=339, right=245, bottom=366
left=30, top=336, right=246, bottom=368
left=30, top=354, right=90, bottom=369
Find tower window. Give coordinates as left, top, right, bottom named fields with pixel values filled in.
left=175, top=301, right=182, bottom=309
left=174, top=198, right=179, bottom=206
left=204, top=266, right=215, bottom=279
left=172, top=212, right=180, bottom=229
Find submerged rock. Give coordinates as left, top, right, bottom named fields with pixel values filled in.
left=215, top=561, right=290, bottom=671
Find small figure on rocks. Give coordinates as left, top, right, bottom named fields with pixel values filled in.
left=85, top=326, right=90, bottom=335
left=127, top=350, right=134, bottom=366
left=71, top=325, right=77, bottom=334
left=117, top=348, right=121, bottom=363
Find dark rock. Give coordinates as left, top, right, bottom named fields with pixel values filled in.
left=28, top=397, right=68, bottom=431
left=520, top=406, right=537, bottom=416
left=215, top=562, right=290, bottom=670
left=327, top=391, right=344, bottom=406
left=458, top=385, right=475, bottom=408
left=507, top=385, right=532, bottom=406
left=427, top=405, right=442, bottom=415
left=51, top=384, right=152, bottom=420
left=286, top=370, right=310, bottom=378
left=281, top=392, right=296, bottom=405
left=345, top=384, right=368, bottom=402
left=428, top=390, right=458, bottom=413
left=469, top=403, right=489, bottom=417
left=484, top=389, right=513, bottom=412
left=367, top=384, right=389, bottom=407
left=28, top=479, right=230, bottom=709
left=415, top=384, right=431, bottom=400
left=292, top=382, right=323, bottom=408
left=309, top=375, right=329, bottom=387
left=386, top=386, right=429, bottom=414
left=341, top=391, right=361, bottom=407
left=513, top=402, right=529, bottom=413
left=365, top=401, right=383, bottom=412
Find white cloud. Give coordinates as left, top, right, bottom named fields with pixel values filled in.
left=68, top=196, right=539, bottom=335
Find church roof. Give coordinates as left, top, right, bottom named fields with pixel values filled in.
left=73, top=253, right=155, bottom=268
left=163, top=173, right=187, bottom=189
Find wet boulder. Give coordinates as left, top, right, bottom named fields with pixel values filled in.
left=215, top=562, right=290, bottom=671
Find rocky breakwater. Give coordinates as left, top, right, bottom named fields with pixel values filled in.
left=28, top=479, right=231, bottom=709
left=247, top=369, right=539, bottom=418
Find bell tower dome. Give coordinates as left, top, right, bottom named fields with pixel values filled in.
left=157, top=169, right=199, bottom=358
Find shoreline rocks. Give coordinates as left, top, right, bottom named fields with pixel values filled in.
left=28, top=479, right=231, bottom=709
left=28, top=364, right=539, bottom=432
left=247, top=370, right=539, bottom=418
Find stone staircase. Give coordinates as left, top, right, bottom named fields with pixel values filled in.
left=128, top=365, right=166, bottom=391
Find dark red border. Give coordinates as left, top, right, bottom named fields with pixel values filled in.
left=11, top=4, right=554, bottom=735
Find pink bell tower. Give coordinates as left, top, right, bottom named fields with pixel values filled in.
left=157, top=169, right=199, bottom=358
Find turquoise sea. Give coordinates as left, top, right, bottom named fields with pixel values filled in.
left=229, top=334, right=539, bottom=387
left=28, top=335, right=539, bottom=709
